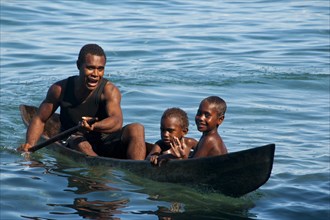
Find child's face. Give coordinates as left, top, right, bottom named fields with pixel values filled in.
left=195, top=101, right=222, bottom=132
left=160, top=116, right=186, bottom=147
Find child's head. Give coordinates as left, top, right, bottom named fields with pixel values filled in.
left=195, top=96, right=227, bottom=132
left=160, top=108, right=189, bottom=145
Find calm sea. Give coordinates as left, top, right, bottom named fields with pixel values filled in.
left=1, top=0, right=329, bottom=219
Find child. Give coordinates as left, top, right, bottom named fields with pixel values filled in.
left=146, top=107, right=198, bottom=165
left=171, top=96, right=228, bottom=158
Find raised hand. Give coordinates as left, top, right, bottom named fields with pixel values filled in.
left=170, top=137, right=186, bottom=159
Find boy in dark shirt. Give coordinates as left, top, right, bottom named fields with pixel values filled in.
left=146, top=108, right=197, bottom=165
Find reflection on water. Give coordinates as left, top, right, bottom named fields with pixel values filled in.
left=48, top=198, right=129, bottom=220
left=14, top=156, right=258, bottom=219
left=65, top=176, right=119, bottom=194
left=15, top=157, right=130, bottom=219
left=125, top=171, right=257, bottom=219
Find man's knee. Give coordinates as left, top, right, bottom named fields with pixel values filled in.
left=68, top=135, right=85, bottom=148
left=125, top=123, right=144, bottom=136
left=130, top=123, right=144, bottom=131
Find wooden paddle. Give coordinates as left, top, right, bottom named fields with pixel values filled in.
left=28, top=118, right=97, bottom=153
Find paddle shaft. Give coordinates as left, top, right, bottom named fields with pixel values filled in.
left=28, top=118, right=97, bottom=153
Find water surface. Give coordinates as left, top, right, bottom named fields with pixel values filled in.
left=1, top=0, right=329, bottom=219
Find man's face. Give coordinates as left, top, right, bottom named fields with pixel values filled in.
left=78, top=53, right=106, bottom=90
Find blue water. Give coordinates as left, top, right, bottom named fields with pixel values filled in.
left=1, top=0, right=329, bottom=219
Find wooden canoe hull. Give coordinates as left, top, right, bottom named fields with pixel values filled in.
left=20, top=104, right=275, bottom=197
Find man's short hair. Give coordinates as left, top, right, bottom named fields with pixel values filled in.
left=77, top=44, right=106, bottom=66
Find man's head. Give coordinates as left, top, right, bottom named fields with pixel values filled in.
left=77, top=44, right=107, bottom=68
left=76, top=44, right=107, bottom=91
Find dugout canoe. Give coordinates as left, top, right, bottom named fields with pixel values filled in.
left=20, top=104, right=275, bottom=197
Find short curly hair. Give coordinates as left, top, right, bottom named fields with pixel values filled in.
left=161, top=107, right=189, bottom=129
left=77, top=44, right=106, bottom=67
left=202, top=96, right=227, bottom=117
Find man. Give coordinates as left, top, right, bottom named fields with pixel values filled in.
left=19, top=44, right=146, bottom=160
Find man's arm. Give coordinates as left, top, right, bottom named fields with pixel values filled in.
left=90, top=82, right=123, bottom=133
left=19, top=81, right=63, bottom=151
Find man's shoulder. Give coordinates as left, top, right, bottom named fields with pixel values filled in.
left=103, top=79, right=120, bottom=93
left=103, top=79, right=115, bottom=87
left=48, top=77, right=74, bottom=97
left=54, top=76, right=73, bottom=86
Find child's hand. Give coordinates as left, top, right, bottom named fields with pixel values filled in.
left=150, top=155, right=159, bottom=165
left=170, top=137, right=186, bottom=158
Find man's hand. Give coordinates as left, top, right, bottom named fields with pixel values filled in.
left=79, top=117, right=98, bottom=132
left=17, top=143, right=32, bottom=152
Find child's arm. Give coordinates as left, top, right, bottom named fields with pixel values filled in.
left=146, top=142, right=162, bottom=160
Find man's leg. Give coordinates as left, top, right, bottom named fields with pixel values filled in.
left=68, top=134, right=98, bottom=156
left=121, top=123, right=146, bottom=160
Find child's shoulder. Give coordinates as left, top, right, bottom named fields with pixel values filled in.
left=200, top=132, right=227, bottom=154
left=185, top=137, right=198, bottom=143
left=184, top=137, right=198, bottom=149
left=198, top=132, right=222, bottom=148
left=203, top=130, right=221, bottom=139
left=154, top=140, right=170, bottom=151
left=201, top=132, right=221, bottom=143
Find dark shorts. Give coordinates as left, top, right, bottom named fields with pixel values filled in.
left=67, top=130, right=128, bottom=159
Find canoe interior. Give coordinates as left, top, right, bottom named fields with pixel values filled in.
left=20, top=104, right=275, bottom=197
